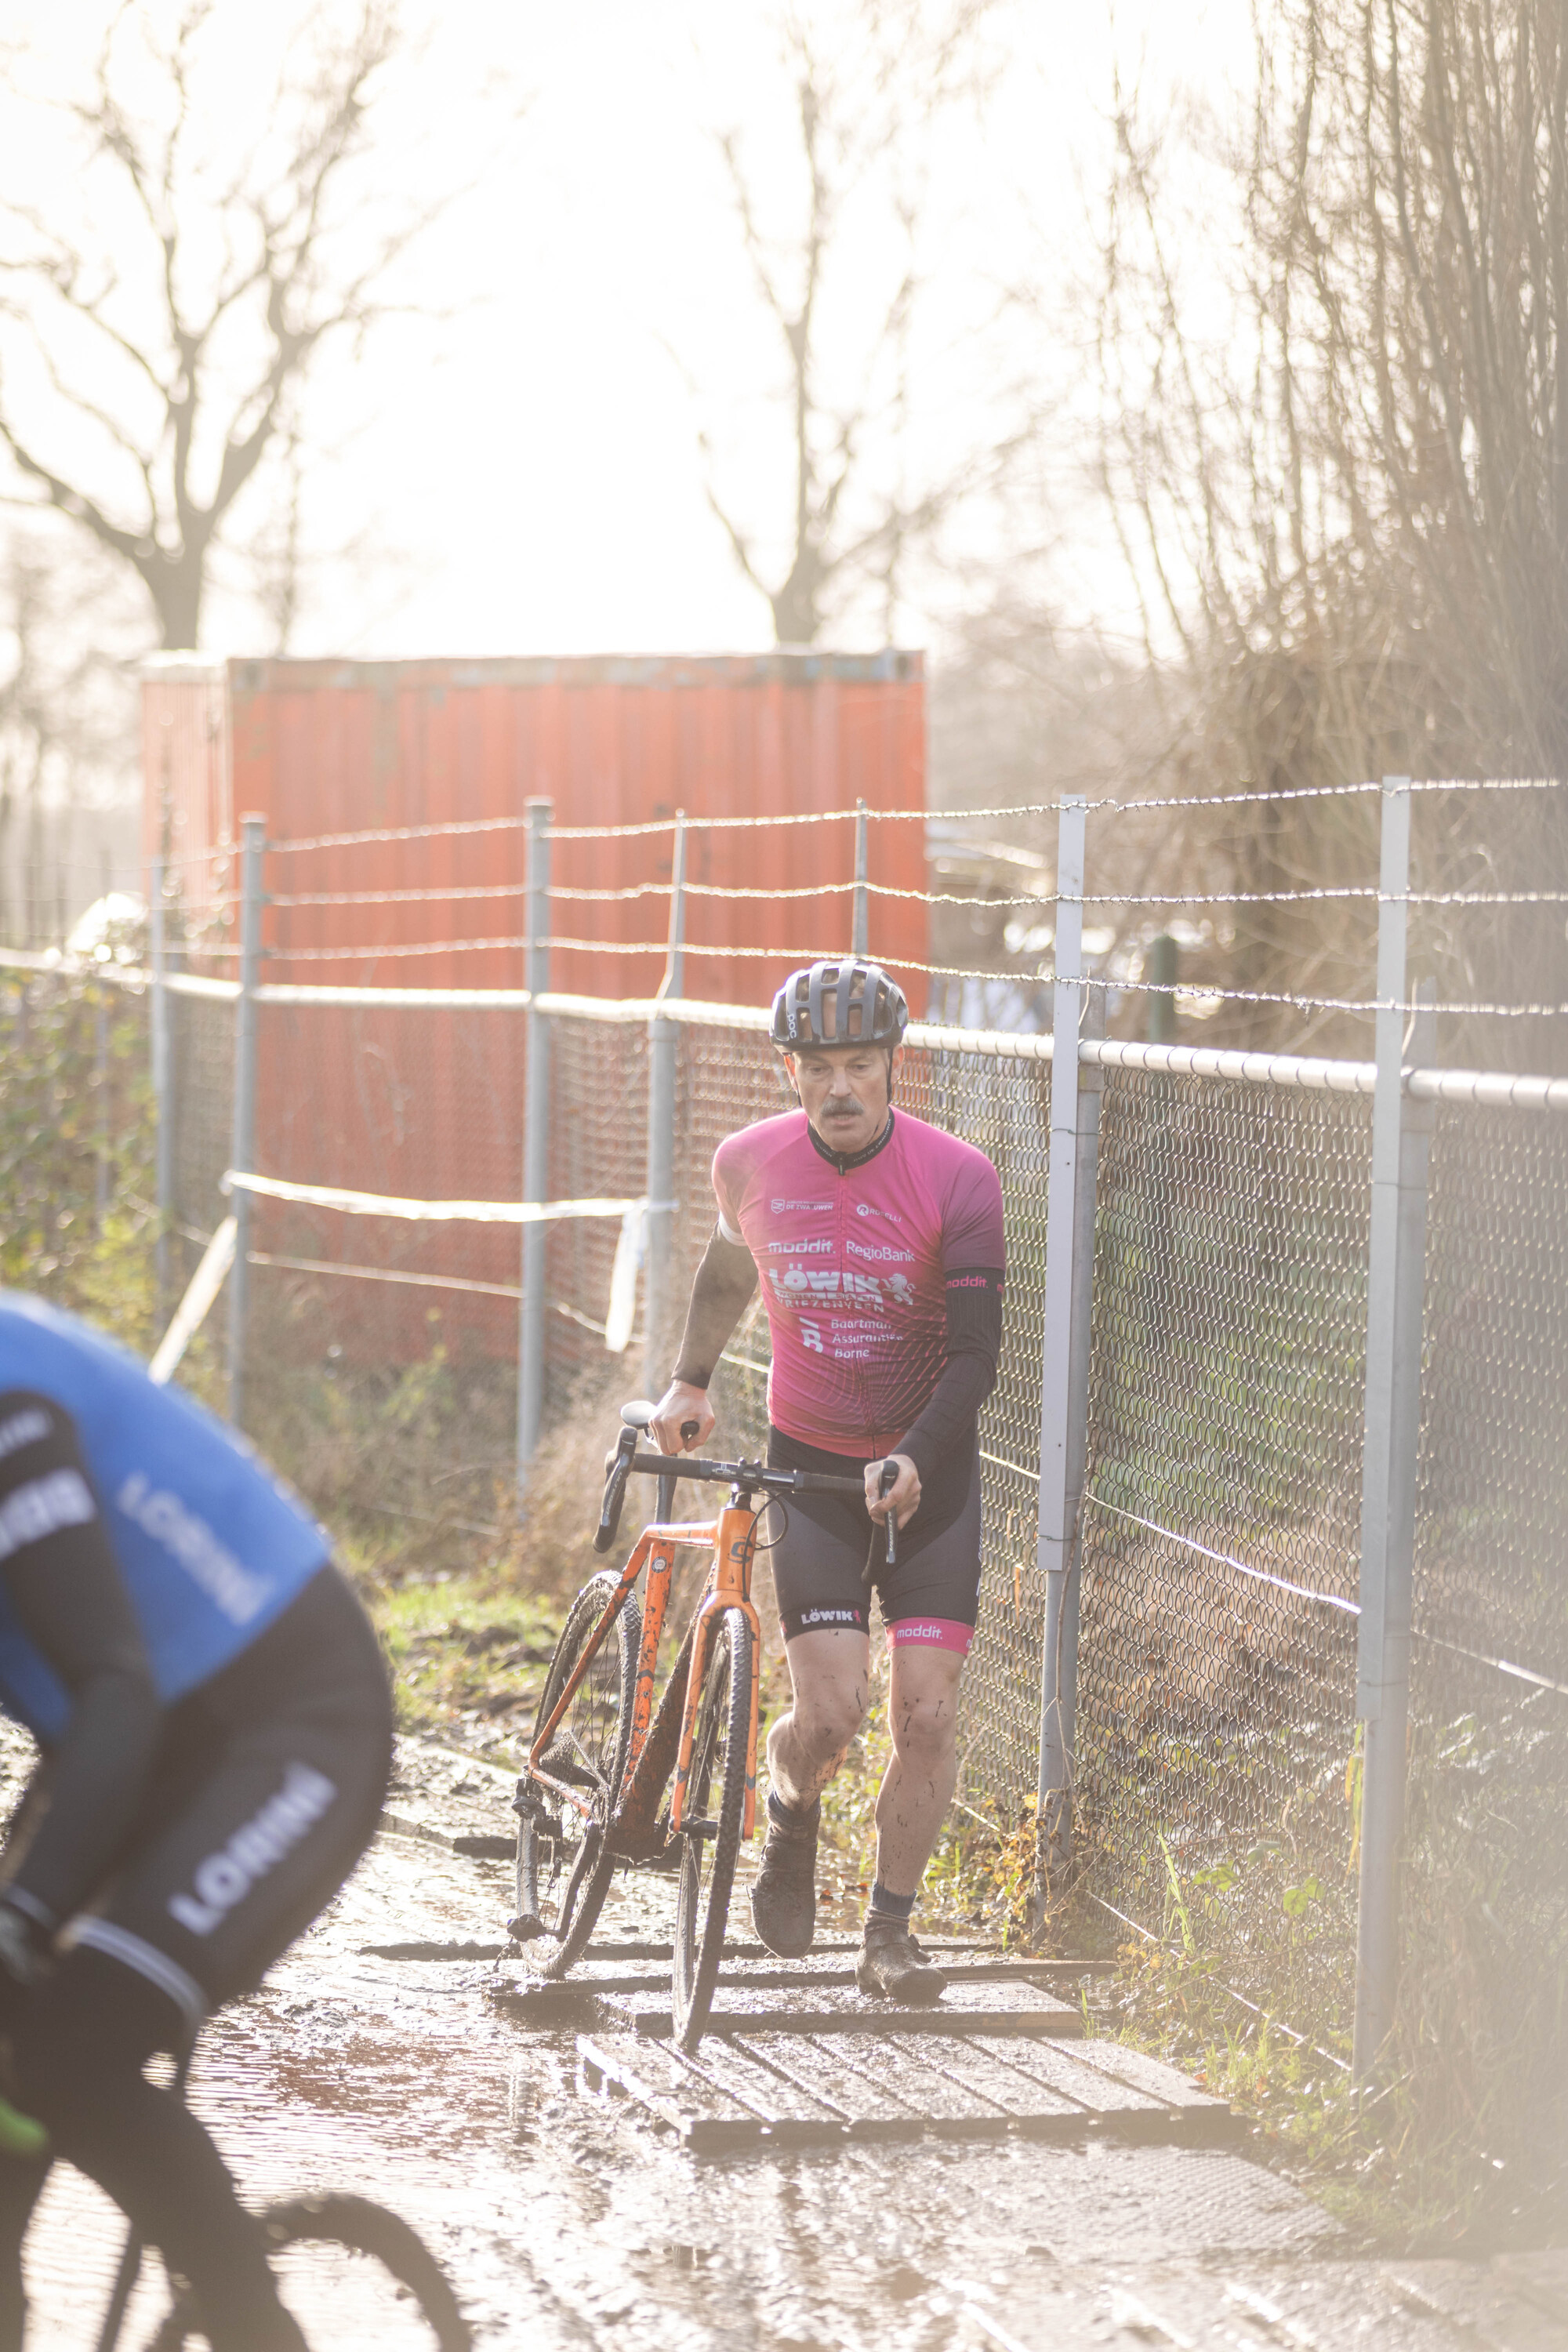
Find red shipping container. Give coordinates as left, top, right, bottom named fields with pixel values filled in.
left=140, top=653, right=927, bottom=1361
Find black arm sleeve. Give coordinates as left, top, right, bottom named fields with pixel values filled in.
left=670, top=1225, right=760, bottom=1389
left=0, top=1392, right=160, bottom=1930
left=896, top=1269, right=1004, bottom=1484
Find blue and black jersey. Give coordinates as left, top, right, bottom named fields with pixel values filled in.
left=0, top=1294, right=328, bottom=1741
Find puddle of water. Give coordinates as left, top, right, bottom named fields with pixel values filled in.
left=19, top=1784, right=1349, bottom=2352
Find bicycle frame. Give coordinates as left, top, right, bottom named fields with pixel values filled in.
left=524, top=1498, right=764, bottom=1844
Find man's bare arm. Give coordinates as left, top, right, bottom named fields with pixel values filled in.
left=650, top=1226, right=758, bottom=1453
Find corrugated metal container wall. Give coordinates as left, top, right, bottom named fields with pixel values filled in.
left=140, top=661, right=230, bottom=941
left=141, top=653, right=927, bottom=1362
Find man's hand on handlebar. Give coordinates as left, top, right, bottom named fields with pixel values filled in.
left=650, top=1381, right=713, bottom=1457
left=866, top=1452, right=920, bottom=1531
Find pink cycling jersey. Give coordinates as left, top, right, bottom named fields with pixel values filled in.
left=712, top=1107, right=1005, bottom=1457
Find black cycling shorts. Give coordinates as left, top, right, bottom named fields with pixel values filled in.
left=764, top=1425, right=982, bottom=1651
left=60, top=1563, right=392, bottom=2033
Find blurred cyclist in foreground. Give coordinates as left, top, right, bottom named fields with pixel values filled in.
left=0, top=1291, right=392, bottom=2350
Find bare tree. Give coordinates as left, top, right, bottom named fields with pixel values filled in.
left=1091, top=0, right=1568, bottom=1063
left=0, top=3, right=461, bottom=649
left=690, top=2, right=1003, bottom=645
left=0, top=533, right=138, bottom=946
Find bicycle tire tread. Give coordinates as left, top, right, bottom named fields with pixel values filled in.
left=671, top=1610, right=753, bottom=2052
left=517, top=1572, right=640, bottom=1980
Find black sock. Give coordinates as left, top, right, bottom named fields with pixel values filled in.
left=766, top=1789, right=818, bottom=1833
left=867, top=1881, right=915, bottom=1923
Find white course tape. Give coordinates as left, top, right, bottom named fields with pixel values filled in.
left=148, top=1218, right=237, bottom=1385
left=603, top=1204, right=645, bottom=1355
left=223, top=1171, right=659, bottom=1225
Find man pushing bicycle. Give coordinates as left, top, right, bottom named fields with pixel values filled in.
left=651, top=957, right=1004, bottom=2005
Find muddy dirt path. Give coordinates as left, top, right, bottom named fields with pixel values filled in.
left=20, top=1737, right=1568, bottom=2350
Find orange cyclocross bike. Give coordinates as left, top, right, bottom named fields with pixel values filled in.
left=506, top=1402, right=897, bottom=2049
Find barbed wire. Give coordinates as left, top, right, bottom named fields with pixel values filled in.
left=269, top=879, right=870, bottom=909
left=270, top=883, right=528, bottom=910
left=1065, top=887, right=1568, bottom=907
left=236, top=868, right=1568, bottom=916
left=252, top=874, right=1568, bottom=917
left=252, top=933, right=1057, bottom=988
left=267, top=814, right=539, bottom=855
left=255, top=935, right=531, bottom=962
left=163, top=771, right=1564, bottom=866
left=1080, top=975, right=1568, bottom=1018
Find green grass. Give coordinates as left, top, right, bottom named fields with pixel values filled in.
left=354, top=1556, right=561, bottom=1758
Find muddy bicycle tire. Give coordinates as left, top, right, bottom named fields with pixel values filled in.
left=147, top=2192, right=470, bottom=2350
left=671, top=1608, right=753, bottom=2052
left=513, top=1570, right=640, bottom=1979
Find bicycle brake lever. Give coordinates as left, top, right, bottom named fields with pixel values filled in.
left=880, top=1461, right=900, bottom=1571
left=594, top=1424, right=639, bottom=1552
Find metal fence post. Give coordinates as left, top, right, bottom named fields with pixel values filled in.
left=643, top=813, right=687, bottom=1396
left=227, top=817, right=266, bottom=1429
left=1352, top=777, right=1436, bottom=2081
left=517, top=798, right=554, bottom=1481
left=852, top=798, right=869, bottom=956
left=149, top=855, right=174, bottom=1316
left=1033, top=796, right=1101, bottom=1919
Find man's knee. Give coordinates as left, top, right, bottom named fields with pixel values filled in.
left=889, top=1688, right=960, bottom=1772
left=14, top=1948, right=187, bottom=2138
left=786, top=1683, right=866, bottom=1762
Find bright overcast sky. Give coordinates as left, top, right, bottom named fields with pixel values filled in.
left=3, top=0, right=1253, bottom=662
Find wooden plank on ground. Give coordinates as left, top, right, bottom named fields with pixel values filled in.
left=576, top=2035, right=763, bottom=2153
left=361, top=1940, right=514, bottom=1961
left=896, top=2034, right=1089, bottom=2140
left=660, top=2037, right=850, bottom=2147
left=508, top=1956, right=1097, bottom=1998
left=815, top=2034, right=1015, bottom=2134
left=1062, top=2038, right=1244, bottom=2141
left=576, top=2024, right=1226, bottom=2151
left=603, top=1980, right=1083, bottom=2040
left=492, top=1980, right=599, bottom=2025
left=969, top=2037, right=1182, bottom=2142
left=739, top=2033, right=925, bottom=2142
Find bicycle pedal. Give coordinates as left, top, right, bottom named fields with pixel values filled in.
left=506, top=1912, right=549, bottom=1942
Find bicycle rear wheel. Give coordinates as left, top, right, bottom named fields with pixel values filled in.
left=148, top=2193, right=470, bottom=2350
left=512, top=1570, right=640, bottom=1979
left=671, top=1607, right=753, bottom=2052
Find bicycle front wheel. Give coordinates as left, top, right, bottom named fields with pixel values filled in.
left=150, top=2193, right=470, bottom=2350
left=512, top=1570, right=640, bottom=1979
left=671, top=1607, right=753, bottom=2052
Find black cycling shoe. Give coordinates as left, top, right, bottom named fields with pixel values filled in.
left=855, top=1915, right=947, bottom=2005
left=750, top=1797, right=820, bottom=1957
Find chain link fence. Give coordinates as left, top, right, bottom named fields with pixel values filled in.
left=1403, top=1105, right=1568, bottom=2078
left=151, top=978, right=1559, bottom=2067
left=546, top=1015, right=648, bottom=1374
left=1078, top=1069, right=1371, bottom=2023
left=169, top=988, right=234, bottom=1278
left=608, top=1017, right=1559, bottom=2069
